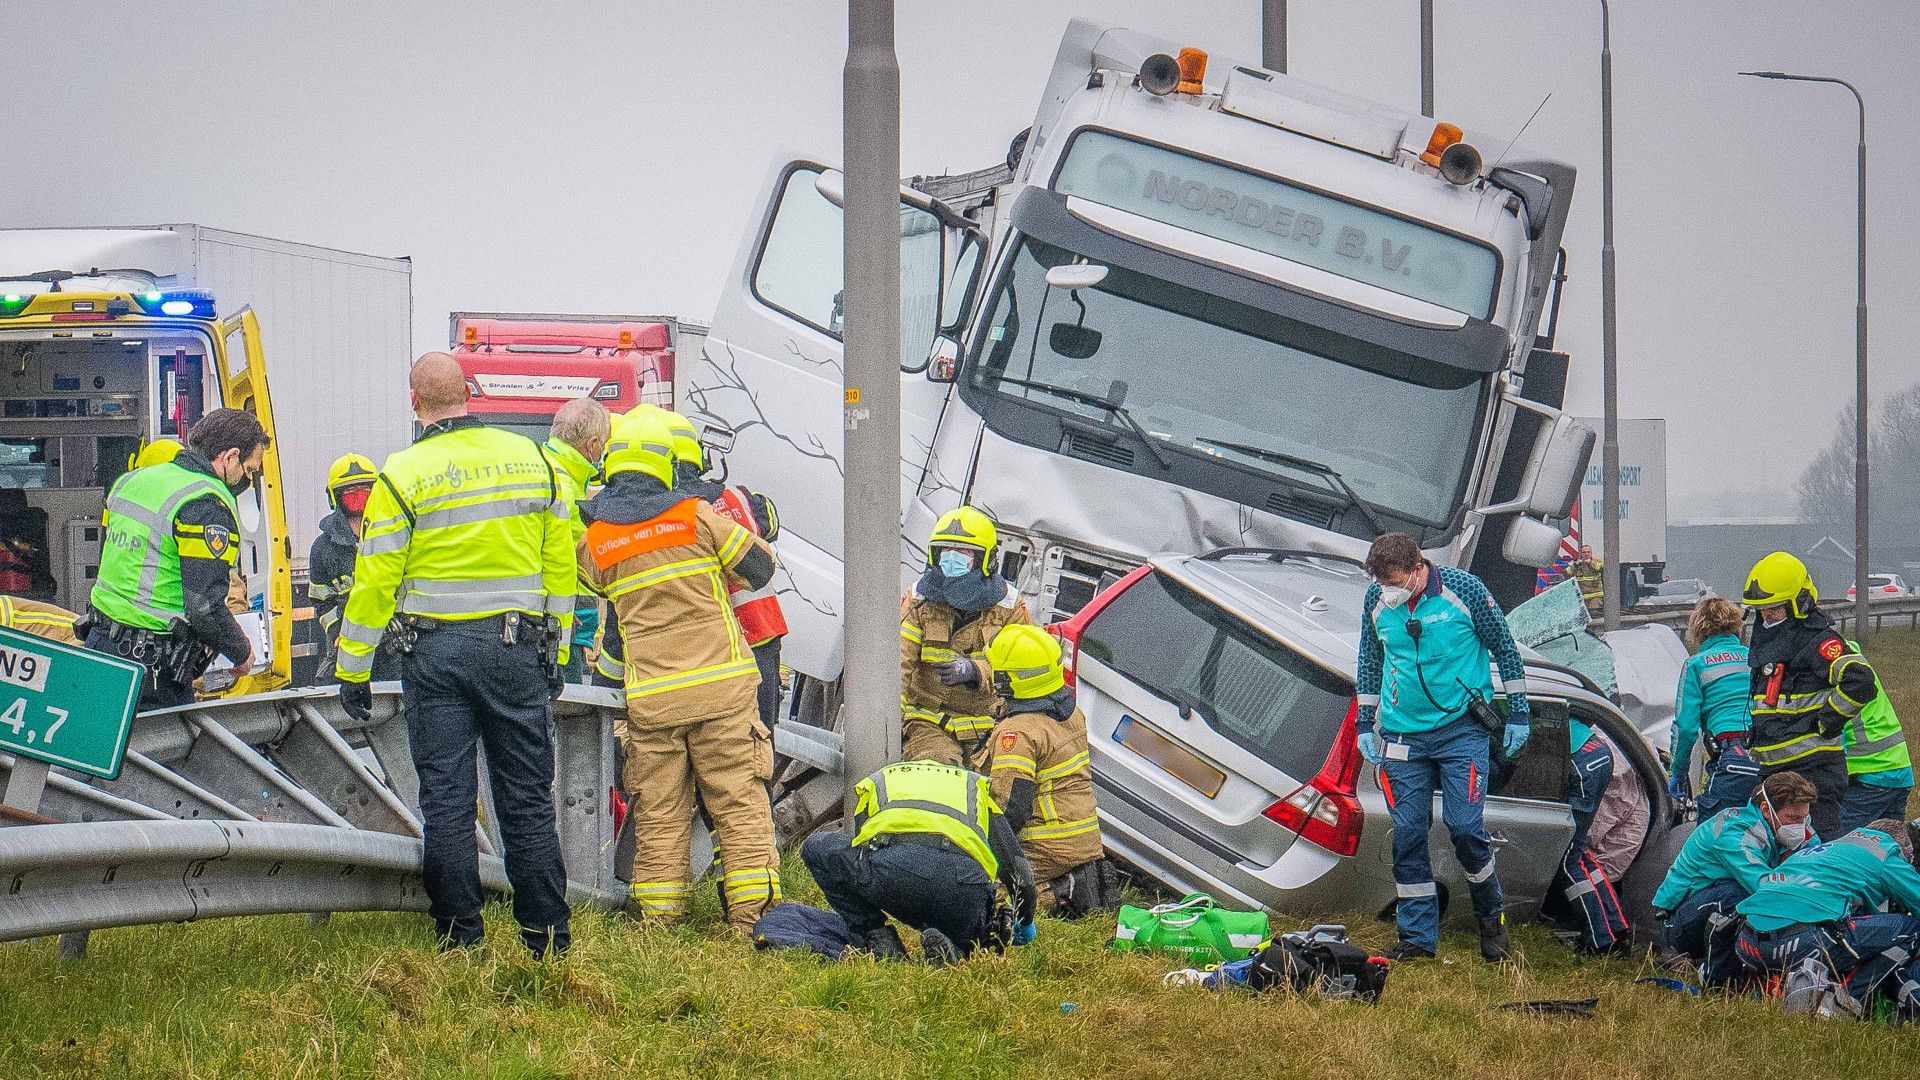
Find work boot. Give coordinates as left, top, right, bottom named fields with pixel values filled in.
left=863, top=926, right=908, bottom=961
left=1386, top=940, right=1435, bottom=962
left=1479, top=913, right=1512, bottom=962
left=919, top=927, right=961, bottom=967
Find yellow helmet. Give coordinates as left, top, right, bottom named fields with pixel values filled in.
left=325, top=453, right=378, bottom=507
left=985, top=623, right=1067, bottom=700
left=927, top=505, right=998, bottom=576
left=660, top=408, right=702, bottom=471
left=604, top=408, right=675, bottom=485
left=1744, top=550, right=1818, bottom=619
left=128, top=438, right=183, bottom=470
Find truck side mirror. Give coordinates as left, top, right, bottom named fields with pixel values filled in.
left=1518, top=412, right=1594, bottom=518
left=926, top=335, right=961, bottom=383
left=1502, top=515, right=1564, bottom=568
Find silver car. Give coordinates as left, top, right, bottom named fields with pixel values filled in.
left=1054, top=548, right=1682, bottom=933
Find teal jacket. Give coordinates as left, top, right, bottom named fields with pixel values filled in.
left=1651, top=804, right=1791, bottom=911
left=1670, top=633, right=1752, bottom=785
left=1356, top=563, right=1528, bottom=736
left=1737, top=828, right=1920, bottom=932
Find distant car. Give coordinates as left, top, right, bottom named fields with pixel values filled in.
left=1050, top=548, right=1681, bottom=935
left=1634, top=578, right=1708, bottom=610
left=1847, top=574, right=1909, bottom=597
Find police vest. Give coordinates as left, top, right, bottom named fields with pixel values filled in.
left=851, top=760, right=999, bottom=878
left=92, top=461, right=237, bottom=631
left=1844, top=642, right=1910, bottom=776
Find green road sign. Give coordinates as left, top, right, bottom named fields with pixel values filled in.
left=0, top=625, right=142, bottom=780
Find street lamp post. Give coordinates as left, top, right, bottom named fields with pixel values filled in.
left=1740, top=70, right=1869, bottom=642
left=1262, top=0, right=1287, bottom=73
left=1599, top=0, right=1622, bottom=632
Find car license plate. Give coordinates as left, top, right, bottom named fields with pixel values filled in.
left=1114, top=714, right=1225, bottom=798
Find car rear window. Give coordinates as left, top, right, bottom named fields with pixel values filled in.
left=1080, top=568, right=1351, bottom=782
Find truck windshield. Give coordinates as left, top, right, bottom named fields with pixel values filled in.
left=967, top=238, right=1486, bottom=526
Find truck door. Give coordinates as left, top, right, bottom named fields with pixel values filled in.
left=689, top=160, right=976, bottom=680
left=214, top=308, right=293, bottom=692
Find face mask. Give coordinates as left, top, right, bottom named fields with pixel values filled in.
left=1760, top=609, right=1787, bottom=628
left=1378, top=584, right=1413, bottom=609
left=226, top=469, right=256, bottom=496
left=1775, top=821, right=1811, bottom=851
left=338, top=487, right=371, bottom=515
left=938, top=550, right=975, bottom=579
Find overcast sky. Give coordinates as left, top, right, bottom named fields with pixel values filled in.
left=3, top=0, right=1913, bottom=519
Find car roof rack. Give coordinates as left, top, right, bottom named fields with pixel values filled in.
left=1194, top=546, right=1367, bottom=571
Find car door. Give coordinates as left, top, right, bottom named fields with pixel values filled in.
left=1464, top=694, right=1578, bottom=916
left=214, top=308, right=292, bottom=693
left=687, top=159, right=981, bottom=680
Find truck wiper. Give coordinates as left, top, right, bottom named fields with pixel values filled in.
left=994, top=374, right=1172, bottom=471
left=1195, top=437, right=1385, bottom=539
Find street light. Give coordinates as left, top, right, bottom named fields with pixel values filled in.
left=1599, top=0, right=1621, bottom=632
left=1739, top=70, right=1869, bottom=642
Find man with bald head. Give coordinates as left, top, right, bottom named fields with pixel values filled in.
left=335, top=350, right=575, bottom=957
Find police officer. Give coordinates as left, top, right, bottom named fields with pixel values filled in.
left=575, top=409, right=780, bottom=931
left=802, top=758, right=1038, bottom=964
left=1670, top=597, right=1759, bottom=817
left=1354, top=532, right=1529, bottom=962
left=307, top=453, right=399, bottom=685
left=88, top=409, right=264, bottom=710
left=334, top=352, right=574, bottom=958
left=1836, top=644, right=1912, bottom=834
left=1741, top=552, right=1877, bottom=842
left=901, top=507, right=1030, bottom=768
left=541, top=398, right=611, bottom=683
left=982, top=624, right=1105, bottom=920
left=1736, top=818, right=1920, bottom=1019
left=1651, top=770, right=1816, bottom=987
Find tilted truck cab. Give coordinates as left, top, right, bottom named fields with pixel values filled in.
left=0, top=281, right=292, bottom=694
left=688, top=18, right=1593, bottom=690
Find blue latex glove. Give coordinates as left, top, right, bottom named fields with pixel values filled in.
left=1013, top=920, right=1037, bottom=946
left=1356, top=730, right=1382, bottom=765
left=1501, top=721, right=1529, bottom=759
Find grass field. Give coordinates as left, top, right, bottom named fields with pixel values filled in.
left=7, top=632, right=1920, bottom=1078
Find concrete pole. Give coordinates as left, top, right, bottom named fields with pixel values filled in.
left=1420, top=0, right=1435, bottom=117
left=1262, top=0, right=1287, bottom=73
left=1599, top=0, right=1622, bottom=632
left=842, top=0, right=903, bottom=814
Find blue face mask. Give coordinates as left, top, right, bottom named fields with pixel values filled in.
left=938, top=550, right=975, bottom=578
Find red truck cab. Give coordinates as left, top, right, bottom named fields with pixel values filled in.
left=450, top=316, right=674, bottom=441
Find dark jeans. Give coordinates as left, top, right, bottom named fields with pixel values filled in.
left=753, top=637, right=783, bottom=730
left=1737, top=913, right=1920, bottom=1017
left=403, top=620, right=570, bottom=957
left=1696, top=741, right=1762, bottom=819
left=802, top=831, right=996, bottom=954
left=84, top=625, right=195, bottom=711
left=1763, top=752, right=1847, bottom=843
left=1839, top=779, right=1912, bottom=835
left=1662, top=880, right=1747, bottom=987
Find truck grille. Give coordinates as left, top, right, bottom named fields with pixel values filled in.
left=1041, top=546, right=1136, bottom=622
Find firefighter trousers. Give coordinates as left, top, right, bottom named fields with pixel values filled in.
left=623, top=709, right=779, bottom=928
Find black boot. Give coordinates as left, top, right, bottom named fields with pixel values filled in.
left=919, top=927, right=961, bottom=967
left=1386, top=940, right=1435, bottom=962
left=1479, top=913, right=1512, bottom=962
left=863, top=926, right=908, bottom=961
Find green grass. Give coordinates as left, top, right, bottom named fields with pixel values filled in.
left=8, top=631, right=1920, bottom=1078
left=1859, top=627, right=1920, bottom=821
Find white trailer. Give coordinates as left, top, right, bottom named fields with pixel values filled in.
left=0, top=226, right=413, bottom=560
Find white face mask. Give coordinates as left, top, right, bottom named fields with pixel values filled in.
left=1378, top=584, right=1413, bottom=610
left=1760, top=609, right=1788, bottom=628
left=1775, top=821, right=1812, bottom=851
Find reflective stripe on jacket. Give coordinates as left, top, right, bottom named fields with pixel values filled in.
left=92, top=460, right=238, bottom=630
left=900, top=583, right=1028, bottom=739
left=852, top=759, right=1000, bottom=879
left=989, top=705, right=1101, bottom=880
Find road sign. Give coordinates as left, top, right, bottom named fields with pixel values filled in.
left=0, top=625, right=141, bottom=780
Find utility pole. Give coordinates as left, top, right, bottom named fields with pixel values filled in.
left=1262, top=0, right=1287, bottom=73
left=1599, top=0, right=1622, bottom=632
left=841, top=0, right=903, bottom=813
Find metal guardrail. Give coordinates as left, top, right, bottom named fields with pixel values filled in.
left=1622, top=593, right=1920, bottom=634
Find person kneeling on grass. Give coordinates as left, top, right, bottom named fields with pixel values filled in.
left=801, top=758, right=1037, bottom=965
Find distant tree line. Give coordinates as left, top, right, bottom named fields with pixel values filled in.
left=1797, top=383, right=1920, bottom=555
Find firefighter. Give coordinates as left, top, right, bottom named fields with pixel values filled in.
left=86, top=409, right=263, bottom=710
left=1836, top=643, right=1912, bottom=834
left=0, top=594, right=81, bottom=645
left=901, top=507, right=1030, bottom=768
left=575, top=408, right=781, bottom=930
left=1741, top=551, right=1876, bottom=842
left=541, top=398, right=612, bottom=684
left=802, top=758, right=1038, bottom=964
left=334, top=352, right=574, bottom=958
left=307, top=453, right=398, bottom=684
left=1570, top=545, right=1604, bottom=617
left=981, top=624, right=1105, bottom=919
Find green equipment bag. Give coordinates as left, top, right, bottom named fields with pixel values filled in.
left=1111, top=893, right=1270, bottom=964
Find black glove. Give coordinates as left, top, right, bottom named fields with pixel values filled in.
left=936, top=658, right=980, bottom=687
left=339, top=679, right=372, bottom=722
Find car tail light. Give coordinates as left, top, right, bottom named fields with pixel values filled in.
left=1044, top=563, right=1152, bottom=685
left=1262, top=698, right=1364, bottom=856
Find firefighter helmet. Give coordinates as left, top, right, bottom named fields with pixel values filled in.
left=604, top=408, right=675, bottom=485
left=927, top=506, right=998, bottom=576
left=325, top=453, right=378, bottom=509
left=128, top=438, right=183, bottom=471
left=985, top=623, right=1066, bottom=700
left=1743, top=551, right=1818, bottom=619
